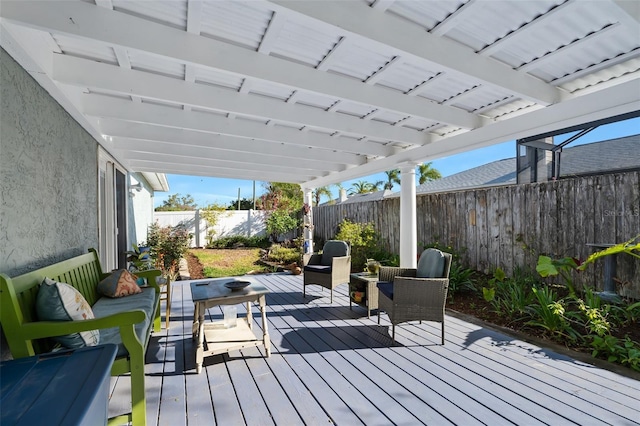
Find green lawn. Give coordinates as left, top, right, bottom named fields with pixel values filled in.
left=190, top=248, right=270, bottom=278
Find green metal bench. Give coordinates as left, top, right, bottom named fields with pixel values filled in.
left=0, top=249, right=161, bottom=426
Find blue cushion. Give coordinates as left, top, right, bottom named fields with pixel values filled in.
left=304, top=264, right=332, bottom=274
left=320, top=240, right=349, bottom=266
left=92, top=287, right=156, bottom=357
left=377, top=281, right=394, bottom=300
left=416, top=248, right=445, bottom=278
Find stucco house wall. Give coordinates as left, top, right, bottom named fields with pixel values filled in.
left=1, top=47, right=99, bottom=275
left=0, top=47, right=99, bottom=359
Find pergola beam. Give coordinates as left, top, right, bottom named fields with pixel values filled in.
left=0, top=0, right=478, bottom=129
left=270, top=0, right=564, bottom=106
left=100, top=119, right=363, bottom=169
left=83, top=95, right=395, bottom=157
left=305, top=78, right=640, bottom=187
left=53, top=54, right=429, bottom=145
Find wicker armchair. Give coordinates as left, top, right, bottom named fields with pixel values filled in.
left=377, top=248, right=452, bottom=344
left=303, top=240, right=351, bottom=304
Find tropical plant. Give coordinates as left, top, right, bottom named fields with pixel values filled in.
left=126, top=243, right=153, bottom=272
left=536, top=234, right=640, bottom=295
left=349, top=180, right=375, bottom=195
left=313, top=186, right=333, bottom=206
left=383, top=169, right=401, bottom=190
left=417, top=162, right=442, bottom=184
left=526, top=286, right=579, bottom=342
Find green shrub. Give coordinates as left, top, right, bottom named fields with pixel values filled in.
left=146, top=222, right=193, bottom=280
left=206, top=235, right=270, bottom=249
left=335, top=219, right=380, bottom=270
left=266, top=209, right=298, bottom=242
left=267, top=245, right=300, bottom=264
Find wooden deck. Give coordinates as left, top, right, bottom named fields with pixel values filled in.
left=109, top=273, right=640, bottom=426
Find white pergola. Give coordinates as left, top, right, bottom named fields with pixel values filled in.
left=2, top=0, right=639, bottom=266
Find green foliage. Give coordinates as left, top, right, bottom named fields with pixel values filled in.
left=260, top=182, right=303, bottom=212
left=417, top=162, right=442, bottom=184
left=267, top=245, right=301, bottom=264
left=206, top=235, right=270, bottom=249
left=526, top=286, right=579, bottom=342
left=447, top=261, right=476, bottom=300
left=335, top=219, right=380, bottom=269
left=536, top=234, right=640, bottom=296
left=383, top=169, right=401, bottom=191
left=125, top=243, right=153, bottom=272
left=155, top=193, right=197, bottom=211
left=312, top=186, right=333, bottom=206
left=227, top=198, right=255, bottom=210
left=146, top=222, right=193, bottom=280
left=266, top=209, right=298, bottom=242
left=488, top=269, right=537, bottom=319
left=200, top=203, right=228, bottom=246
left=590, top=335, right=640, bottom=371
left=348, top=180, right=376, bottom=195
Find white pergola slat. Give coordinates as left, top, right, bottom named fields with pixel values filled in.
left=1, top=0, right=638, bottom=189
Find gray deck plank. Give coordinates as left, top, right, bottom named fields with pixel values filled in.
left=128, top=273, right=640, bottom=426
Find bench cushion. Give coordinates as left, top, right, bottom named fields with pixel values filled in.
left=36, top=278, right=100, bottom=349
left=92, top=287, right=157, bottom=357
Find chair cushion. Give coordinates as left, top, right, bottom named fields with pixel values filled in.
left=92, top=287, right=157, bottom=357
left=416, top=248, right=446, bottom=278
left=377, top=281, right=394, bottom=300
left=35, top=278, right=100, bottom=349
left=320, top=240, right=349, bottom=266
left=304, top=264, right=332, bottom=274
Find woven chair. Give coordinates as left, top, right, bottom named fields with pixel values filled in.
left=303, top=240, right=351, bottom=304
left=377, top=248, right=452, bottom=344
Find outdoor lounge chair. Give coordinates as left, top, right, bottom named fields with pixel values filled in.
left=303, top=240, right=351, bottom=303
left=377, top=248, right=452, bottom=344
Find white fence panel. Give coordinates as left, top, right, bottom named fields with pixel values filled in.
left=153, top=210, right=267, bottom=247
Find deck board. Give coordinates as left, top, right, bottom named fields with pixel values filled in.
left=109, top=273, right=640, bottom=425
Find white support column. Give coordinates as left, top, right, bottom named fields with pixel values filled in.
left=303, top=189, right=314, bottom=255
left=399, top=165, right=418, bottom=268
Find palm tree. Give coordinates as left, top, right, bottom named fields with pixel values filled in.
left=349, top=180, right=374, bottom=195
left=369, top=180, right=384, bottom=192
left=417, top=162, right=442, bottom=184
left=384, top=169, right=401, bottom=190
left=312, top=186, right=333, bottom=206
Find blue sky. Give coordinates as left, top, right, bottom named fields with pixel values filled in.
left=154, top=117, right=639, bottom=208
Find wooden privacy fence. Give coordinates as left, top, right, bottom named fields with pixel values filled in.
left=313, top=171, right=640, bottom=299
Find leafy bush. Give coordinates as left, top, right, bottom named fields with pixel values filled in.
left=267, top=245, right=300, bottom=264
left=266, top=209, right=298, bottom=242
left=526, top=286, right=579, bottom=342
left=335, top=219, right=380, bottom=270
left=146, top=222, right=192, bottom=280
left=447, top=261, right=476, bottom=300
left=591, top=335, right=640, bottom=371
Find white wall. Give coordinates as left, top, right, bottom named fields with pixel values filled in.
left=154, top=210, right=266, bottom=247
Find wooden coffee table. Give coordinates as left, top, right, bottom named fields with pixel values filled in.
left=349, top=272, right=380, bottom=318
left=190, top=277, right=271, bottom=374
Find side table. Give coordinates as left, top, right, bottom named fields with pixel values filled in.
left=190, top=277, right=271, bottom=374
left=349, top=272, right=380, bottom=318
